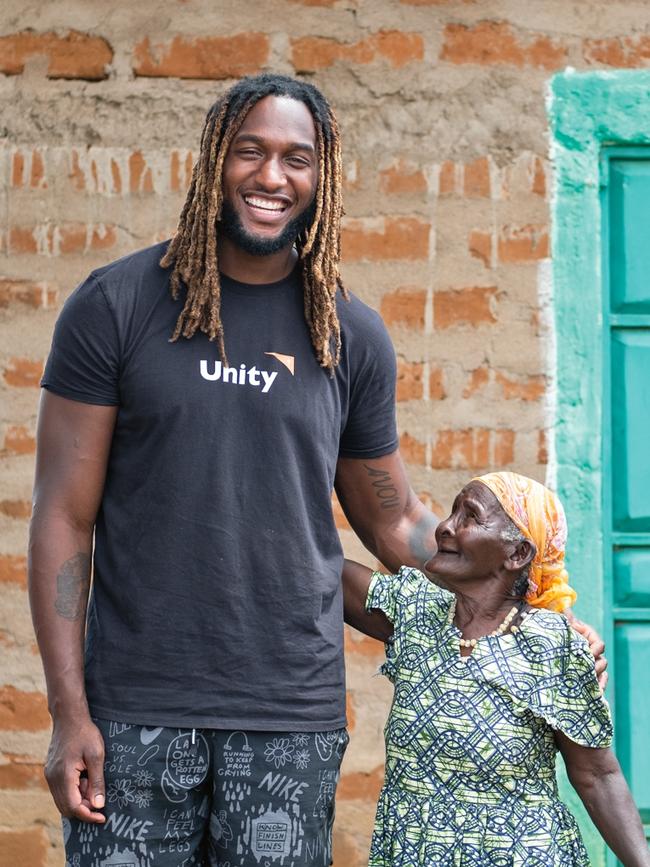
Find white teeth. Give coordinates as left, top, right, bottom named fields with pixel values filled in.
left=245, top=196, right=286, bottom=211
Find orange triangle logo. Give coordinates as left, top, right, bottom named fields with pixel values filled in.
left=265, top=352, right=295, bottom=375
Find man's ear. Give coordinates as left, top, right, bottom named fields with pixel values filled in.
left=504, top=539, right=536, bottom=573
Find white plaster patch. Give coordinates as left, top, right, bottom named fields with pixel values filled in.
left=536, top=257, right=557, bottom=490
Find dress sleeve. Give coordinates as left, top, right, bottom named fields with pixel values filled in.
left=41, top=274, right=121, bottom=406
left=523, top=624, right=612, bottom=748
left=365, top=566, right=428, bottom=623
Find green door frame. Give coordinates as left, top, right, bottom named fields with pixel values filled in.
left=549, top=70, right=650, bottom=866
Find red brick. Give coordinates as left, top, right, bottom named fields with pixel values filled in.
left=344, top=627, right=384, bottom=660
left=0, top=686, right=49, bottom=732
left=345, top=691, right=356, bottom=733
left=110, top=158, right=122, bottom=194
left=494, top=429, right=515, bottom=465
left=337, top=764, right=384, bottom=800
left=0, top=30, right=112, bottom=80
left=463, top=156, right=491, bottom=197
left=0, top=754, right=47, bottom=790
left=380, top=287, right=427, bottom=329
left=438, top=160, right=457, bottom=196
left=289, top=0, right=336, bottom=4
left=69, top=150, right=85, bottom=191
left=532, top=156, right=546, bottom=197
left=468, top=229, right=492, bottom=267
left=291, top=31, right=423, bottom=71
left=30, top=150, right=45, bottom=188
left=429, top=428, right=514, bottom=469
left=0, top=555, right=27, bottom=588
left=441, top=21, right=567, bottom=70
left=8, top=227, right=37, bottom=255
left=133, top=34, right=269, bottom=79
left=379, top=159, right=427, bottom=195
left=400, top=432, right=426, bottom=465
left=343, top=217, right=430, bottom=261
left=495, top=370, right=546, bottom=401
left=89, top=224, right=117, bottom=251
left=3, top=425, right=36, bottom=455
left=417, top=490, right=444, bottom=518
left=129, top=150, right=154, bottom=193
left=434, top=285, right=498, bottom=329
left=396, top=359, right=424, bottom=401
left=498, top=224, right=549, bottom=262
left=0, top=279, right=57, bottom=309
left=171, top=150, right=195, bottom=193
left=584, top=35, right=650, bottom=68
left=429, top=366, right=446, bottom=400
left=0, top=828, right=48, bottom=867
left=3, top=357, right=43, bottom=388
left=56, top=224, right=86, bottom=255
left=11, top=151, right=24, bottom=187
left=463, top=366, right=489, bottom=397
left=537, top=429, right=548, bottom=464
left=0, top=500, right=32, bottom=520
left=332, top=493, right=351, bottom=531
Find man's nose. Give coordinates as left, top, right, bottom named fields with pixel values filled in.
left=256, top=156, right=285, bottom=189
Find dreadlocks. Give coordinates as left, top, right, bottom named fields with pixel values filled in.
left=161, top=73, right=347, bottom=372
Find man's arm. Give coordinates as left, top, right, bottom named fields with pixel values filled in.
left=29, top=391, right=118, bottom=824
left=556, top=733, right=650, bottom=866
left=335, top=450, right=439, bottom=574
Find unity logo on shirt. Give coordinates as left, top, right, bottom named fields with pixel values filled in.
left=200, top=352, right=294, bottom=393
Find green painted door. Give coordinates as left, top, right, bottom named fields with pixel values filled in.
left=603, top=149, right=650, bottom=858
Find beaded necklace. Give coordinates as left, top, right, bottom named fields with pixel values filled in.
left=447, top=598, right=523, bottom=648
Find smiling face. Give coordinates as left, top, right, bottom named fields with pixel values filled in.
left=219, top=95, right=319, bottom=256
left=425, top=481, right=517, bottom=584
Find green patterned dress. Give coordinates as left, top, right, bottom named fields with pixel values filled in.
left=366, top=567, right=612, bottom=867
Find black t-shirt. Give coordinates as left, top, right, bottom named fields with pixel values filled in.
left=42, top=242, right=398, bottom=729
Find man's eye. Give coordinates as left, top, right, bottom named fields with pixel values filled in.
left=239, top=149, right=261, bottom=158
left=287, top=156, right=309, bottom=167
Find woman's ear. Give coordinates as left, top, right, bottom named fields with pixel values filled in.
left=504, top=539, right=536, bottom=573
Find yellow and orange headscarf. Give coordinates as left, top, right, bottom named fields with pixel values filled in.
left=472, top=471, right=577, bottom=612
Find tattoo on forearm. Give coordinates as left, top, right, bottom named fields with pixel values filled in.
left=54, top=553, right=91, bottom=621
left=408, top=512, right=439, bottom=566
left=363, top=464, right=400, bottom=510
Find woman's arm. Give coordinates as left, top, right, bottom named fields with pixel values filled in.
left=342, top=559, right=393, bottom=642
left=556, top=732, right=650, bottom=866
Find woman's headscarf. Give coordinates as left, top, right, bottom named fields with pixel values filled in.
left=472, top=471, right=576, bottom=612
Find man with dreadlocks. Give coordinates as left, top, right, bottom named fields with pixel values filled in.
left=29, top=74, right=604, bottom=867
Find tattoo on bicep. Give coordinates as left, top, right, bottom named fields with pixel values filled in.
left=54, top=553, right=91, bottom=621
left=363, top=463, right=400, bottom=510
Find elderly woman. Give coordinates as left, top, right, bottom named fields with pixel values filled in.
left=343, top=472, right=649, bottom=866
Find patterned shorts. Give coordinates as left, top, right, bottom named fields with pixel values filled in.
left=63, top=718, right=349, bottom=867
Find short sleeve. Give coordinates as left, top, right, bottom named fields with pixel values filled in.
left=338, top=306, right=398, bottom=459
left=519, top=621, right=613, bottom=748
left=365, top=566, right=428, bottom=624
left=41, top=274, right=121, bottom=406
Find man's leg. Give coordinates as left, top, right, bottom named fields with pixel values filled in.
left=206, top=728, right=349, bottom=867
left=63, top=719, right=213, bottom=866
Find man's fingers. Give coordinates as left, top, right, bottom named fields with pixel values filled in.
left=85, top=745, right=106, bottom=810
left=70, top=799, right=106, bottom=824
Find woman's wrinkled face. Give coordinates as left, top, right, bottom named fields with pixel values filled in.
left=425, top=481, right=513, bottom=582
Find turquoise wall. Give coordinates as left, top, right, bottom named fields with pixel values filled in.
left=549, top=69, right=650, bottom=866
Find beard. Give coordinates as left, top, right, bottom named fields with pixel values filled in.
left=218, top=197, right=317, bottom=256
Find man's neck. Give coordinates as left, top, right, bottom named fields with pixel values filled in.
left=218, top=238, right=298, bottom=284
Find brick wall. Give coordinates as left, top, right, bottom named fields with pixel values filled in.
left=1, top=1, right=648, bottom=864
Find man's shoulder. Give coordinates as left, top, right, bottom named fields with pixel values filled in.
left=89, top=240, right=171, bottom=290
left=336, top=288, right=389, bottom=342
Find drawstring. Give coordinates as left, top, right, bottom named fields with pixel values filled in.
left=190, top=728, right=197, bottom=756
